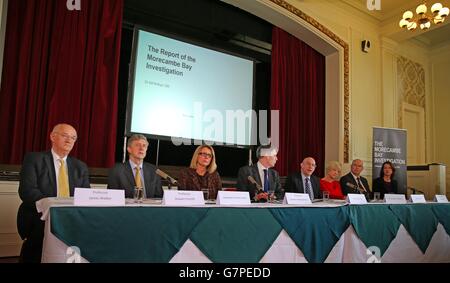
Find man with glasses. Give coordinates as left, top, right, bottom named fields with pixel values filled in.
left=236, top=144, right=282, bottom=202
left=285, top=157, right=321, bottom=200
left=17, top=123, right=90, bottom=262
left=107, top=134, right=163, bottom=199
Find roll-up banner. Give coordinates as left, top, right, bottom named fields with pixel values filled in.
left=372, top=127, right=407, bottom=194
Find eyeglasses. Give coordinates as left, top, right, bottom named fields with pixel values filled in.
left=198, top=152, right=212, bottom=158
left=56, top=132, right=77, bottom=142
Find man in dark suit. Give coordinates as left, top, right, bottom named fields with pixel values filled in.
left=107, top=134, right=162, bottom=199
left=17, top=123, right=90, bottom=262
left=236, top=145, right=282, bottom=201
left=285, top=157, right=321, bottom=200
left=339, top=159, right=370, bottom=196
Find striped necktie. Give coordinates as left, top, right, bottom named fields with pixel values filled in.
left=305, top=177, right=314, bottom=200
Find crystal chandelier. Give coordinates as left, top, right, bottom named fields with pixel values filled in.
left=399, top=2, right=449, bottom=31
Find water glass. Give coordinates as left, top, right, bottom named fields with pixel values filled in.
left=201, top=188, right=209, bottom=203
left=373, top=192, right=381, bottom=202
left=134, top=187, right=144, bottom=203
left=322, top=191, right=330, bottom=202
left=268, top=190, right=275, bottom=203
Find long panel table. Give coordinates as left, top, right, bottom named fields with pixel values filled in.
left=37, top=198, right=450, bottom=263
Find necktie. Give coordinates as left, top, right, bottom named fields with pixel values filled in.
left=135, top=166, right=143, bottom=188
left=263, top=169, right=269, bottom=192
left=357, top=177, right=365, bottom=193
left=58, top=159, right=70, bottom=198
left=305, top=177, right=313, bottom=200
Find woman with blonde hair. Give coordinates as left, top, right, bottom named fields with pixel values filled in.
left=320, top=161, right=345, bottom=199
left=178, top=145, right=222, bottom=199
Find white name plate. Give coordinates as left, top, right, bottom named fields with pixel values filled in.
left=434, top=195, right=449, bottom=203
left=74, top=188, right=125, bottom=206
left=384, top=194, right=407, bottom=204
left=216, top=191, right=250, bottom=205
left=283, top=193, right=312, bottom=205
left=410, top=194, right=426, bottom=203
left=347, top=193, right=367, bottom=204
left=162, top=190, right=204, bottom=206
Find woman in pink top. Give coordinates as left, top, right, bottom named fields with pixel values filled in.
left=320, top=161, right=345, bottom=199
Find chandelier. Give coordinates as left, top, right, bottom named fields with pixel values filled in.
left=399, top=2, right=449, bottom=31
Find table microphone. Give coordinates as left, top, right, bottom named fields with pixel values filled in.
left=248, top=175, right=262, bottom=190
left=156, top=169, right=178, bottom=185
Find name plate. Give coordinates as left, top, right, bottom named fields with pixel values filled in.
left=74, top=188, right=125, bottom=206
left=162, top=190, right=204, bottom=206
left=410, top=194, right=426, bottom=203
left=384, top=194, right=407, bottom=204
left=347, top=193, right=367, bottom=204
left=434, top=195, right=449, bottom=203
left=216, top=191, right=250, bottom=205
left=283, top=193, right=312, bottom=205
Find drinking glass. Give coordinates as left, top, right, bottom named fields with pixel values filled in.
left=201, top=188, right=209, bottom=203
left=322, top=191, right=330, bottom=202
left=373, top=192, right=381, bottom=202
left=134, top=187, right=144, bottom=203
left=268, top=189, right=275, bottom=203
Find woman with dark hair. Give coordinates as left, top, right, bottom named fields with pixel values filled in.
left=372, top=161, right=398, bottom=199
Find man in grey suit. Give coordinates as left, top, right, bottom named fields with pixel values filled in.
left=285, top=157, right=321, bottom=200
left=18, top=123, right=90, bottom=262
left=236, top=145, right=282, bottom=201
left=107, top=134, right=162, bottom=199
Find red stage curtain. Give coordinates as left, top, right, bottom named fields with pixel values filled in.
left=270, top=27, right=325, bottom=177
left=0, top=0, right=123, bottom=167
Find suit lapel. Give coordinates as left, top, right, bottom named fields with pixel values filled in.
left=142, top=163, right=151, bottom=195
left=251, top=165, right=262, bottom=188
left=66, top=157, right=76, bottom=196
left=44, top=151, right=57, bottom=196
left=125, top=162, right=136, bottom=187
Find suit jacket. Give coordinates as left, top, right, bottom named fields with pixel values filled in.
left=107, top=162, right=163, bottom=199
left=339, top=173, right=370, bottom=195
left=236, top=164, right=282, bottom=199
left=285, top=172, right=321, bottom=199
left=17, top=151, right=90, bottom=239
left=372, top=177, right=398, bottom=198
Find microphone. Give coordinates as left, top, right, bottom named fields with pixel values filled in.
left=347, top=182, right=367, bottom=194
left=156, top=169, right=178, bottom=185
left=346, top=182, right=356, bottom=189
left=408, top=186, right=424, bottom=194
left=247, top=176, right=262, bottom=190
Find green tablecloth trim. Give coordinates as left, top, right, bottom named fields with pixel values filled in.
left=389, top=204, right=438, bottom=254
left=348, top=205, right=401, bottom=256
left=431, top=204, right=450, bottom=236
left=189, top=208, right=282, bottom=263
left=270, top=207, right=349, bottom=263
left=50, top=207, right=209, bottom=262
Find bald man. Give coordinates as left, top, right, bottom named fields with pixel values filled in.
left=17, top=123, right=90, bottom=262
left=285, top=157, right=321, bottom=200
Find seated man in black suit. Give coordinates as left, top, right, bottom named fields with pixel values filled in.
left=107, top=134, right=162, bottom=199
left=339, top=159, right=370, bottom=197
left=18, top=123, right=91, bottom=262
left=236, top=145, right=282, bottom=201
left=285, top=157, right=321, bottom=200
